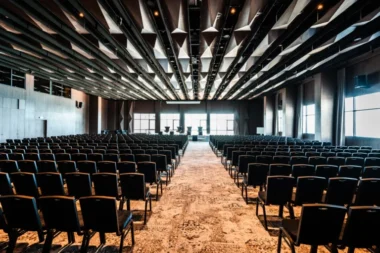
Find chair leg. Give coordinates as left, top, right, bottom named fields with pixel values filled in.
left=245, top=185, right=248, bottom=204
left=310, top=245, right=318, bottom=253
left=279, top=205, right=284, bottom=218
left=160, top=181, right=163, bottom=195
left=99, top=232, right=106, bottom=244
left=288, top=204, right=295, bottom=219
left=262, top=204, right=268, bottom=230
left=126, top=199, right=131, bottom=211
left=347, top=247, right=355, bottom=253
left=255, top=198, right=259, bottom=216
left=119, top=198, right=125, bottom=211
left=149, top=195, right=152, bottom=211
left=38, top=230, right=45, bottom=243
left=119, top=232, right=125, bottom=253
left=80, top=233, right=89, bottom=253
left=144, top=199, right=148, bottom=225
left=42, top=230, right=54, bottom=253
left=68, top=232, right=75, bottom=243
left=130, top=220, right=135, bottom=245
left=6, top=231, right=17, bottom=253
left=277, top=229, right=282, bottom=253
left=156, top=183, right=159, bottom=201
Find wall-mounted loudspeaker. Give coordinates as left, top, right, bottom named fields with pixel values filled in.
left=75, top=101, right=83, bottom=109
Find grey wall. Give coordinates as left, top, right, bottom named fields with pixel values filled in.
left=0, top=74, right=89, bottom=142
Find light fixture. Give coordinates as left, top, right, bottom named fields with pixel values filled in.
left=230, top=7, right=236, bottom=15
left=317, top=4, right=323, bottom=10
left=166, top=101, right=201, bottom=104
left=154, top=10, right=159, bottom=17
left=79, top=12, right=84, bottom=18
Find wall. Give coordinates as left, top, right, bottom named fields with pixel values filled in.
left=0, top=74, right=89, bottom=142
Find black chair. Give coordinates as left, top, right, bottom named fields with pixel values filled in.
left=0, top=195, right=45, bottom=252
left=269, top=164, right=292, bottom=176
left=71, top=153, right=87, bottom=162
left=0, top=153, right=8, bottom=160
left=24, top=153, right=40, bottom=161
left=137, top=162, right=162, bottom=201
left=225, top=147, right=239, bottom=169
left=55, top=153, right=71, bottom=161
left=327, top=157, right=346, bottom=167
left=362, top=166, right=380, bottom=178
left=272, top=156, right=290, bottom=164
left=354, top=179, right=380, bottom=206
left=11, top=172, right=39, bottom=198
left=290, top=156, right=308, bottom=165
left=18, top=160, right=38, bottom=173
left=256, top=155, right=273, bottom=165
left=368, top=153, right=380, bottom=158
left=339, top=206, right=380, bottom=252
left=324, top=177, right=358, bottom=206
left=345, top=157, right=364, bottom=167
left=308, top=156, right=327, bottom=167
left=120, top=173, right=152, bottom=224
left=66, top=172, right=92, bottom=198
left=87, top=153, right=104, bottom=163
left=336, top=152, right=352, bottom=158
left=242, top=163, right=269, bottom=203
left=256, top=176, right=294, bottom=230
left=159, top=150, right=175, bottom=173
left=315, top=165, right=338, bottom=180
left=39, top=153, right=55, bottom=161
left=278, top=204, right=346, bottom=253
left=338, top=165, right=362, bottom=179
left=117, top=161, right=137, bottom=174
left=39, top=196, right=84, bottom=252
left=135, top=154, right=151, bottom=163
left=132, top=149, right=145, bottom=155
left=364, top=157, right=380, bottom=167
left=291, top=164, right=315, bottom=183
left=354, top=152, right=368, bottom=158
left=93, top=173, right=123, bottom=206
left=0, top=160, right=19, bottom=173
left=104, top=154, right=120, bottom=162
left=8, top=153, right=24, bottom=161
left=38, top=172, right=65, bottom=196
left=97, top=161, right=117, bottom=173
left=234, top=155, right=256, bottom=187
left=79, top=196, right=135, bottom=252
left=320, top=152, right=336, bottom=157
left=119, top=149, right=132, bottom=154
left=120, top=154, right=135, bottom=162
left=57, top=160, right=77, bottom=178
left=37, top=160, right=58, bottom=173
left=288, top=176, right=326, bottom=219
left=81, top=148, right=93, bottom=154
left=152, top=154, right=171, bottom=185
left=93, top=149, right=106, bottom=155
left=77, top=161, right=97, bottom=178
left=0, top=172, right=13, bottom=196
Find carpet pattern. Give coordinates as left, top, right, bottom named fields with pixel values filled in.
left=0, top=142, right=366, bottom=252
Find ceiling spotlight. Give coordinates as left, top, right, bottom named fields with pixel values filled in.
left=317, top=4, right=323, bottom=10
left=230, top=7, right=236, bottom=15
left=153, top=10, right=159, bottom=17
left=79, top=12, right=84, bottom=18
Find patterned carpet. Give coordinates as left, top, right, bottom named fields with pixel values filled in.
left=0, top=142, right=365, bottom=252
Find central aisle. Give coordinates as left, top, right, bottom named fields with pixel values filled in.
left=134, top=141, right=277, bottom=253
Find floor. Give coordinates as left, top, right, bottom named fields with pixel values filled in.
left=0, top=142, right=364, bottom=252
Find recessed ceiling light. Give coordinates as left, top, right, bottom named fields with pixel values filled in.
left=79, top=12, right=84, bottom=18
left=154, top=10, right=159, bottom=17
left=317, top=4, right=323, bottom=10
left=230, top=7, right=236, bottom=15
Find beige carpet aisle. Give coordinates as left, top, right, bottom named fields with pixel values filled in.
left=0, top=142, right=362, bottom=252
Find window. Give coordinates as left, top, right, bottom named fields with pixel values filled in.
left=34, top=77, right=72, bottom=98
left=0, top=66, right=25, bottom=88
left=302, top=104, right=315, bottom=134
left=210, top=114, right=234, bottom=135
left=345, top=92, right=380, bottom=138
left=34, top=77, right=51, bottom=94
left=134, top=113, right=155, bottom=134
left=160, top=114, right=180, bottom=132
left=184, top=114, right=207, bottom=135
left=278, top=110, right=284, bottom=133
left=52, top=82, right=72, bottom=98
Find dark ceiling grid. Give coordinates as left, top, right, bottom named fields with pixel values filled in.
left=188, top=0, right=201, bottom=100
left=145, top=0, right=190, bottom=100
left=9, top=0, right=157, bottom=99
left=0, top=8, right=137, bottom=99
left=99, top=0, right=180, bottom=100
left=202, top=0, right=245, bottom=100
left=53, top=0, right=171, bottom=100
left=212, top=0, right=292, bottom=100
left=223, top=0, right=339, bottom=99
left=240, top=0, right=380, bottom=98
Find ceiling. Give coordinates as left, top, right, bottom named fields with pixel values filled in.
left=0, top=0, right=379, bottom=100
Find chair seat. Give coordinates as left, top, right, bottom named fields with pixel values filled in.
left=282, top=219, right=299, bottom=242
left=117, top=210, right=133, bottom=230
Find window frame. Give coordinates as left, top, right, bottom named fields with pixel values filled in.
left=133, top=113, right=156, bottom=134
left=160, top=113, right=180, bottom=132
left=210, top=113, right=235, bottom=135
left=302, top=104, right=315, bottom=134
left=0, top=66, right=25, bottom=89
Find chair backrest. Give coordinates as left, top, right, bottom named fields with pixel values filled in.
left=272, top=156, right=290, bottom=164
left=57, top=160, right=77, bottom=178
left=37, top=160, right=58, bottom=173
left=93, top=173, right=119, bottom=198
left=135, top=154, right=151, bottom=163
left=268, top=164, right=291, bottom=176
left=296, top=204, right=346, bottom=245
left=120, top=154, right=135, bottom=162
left=0, top=195, right=43, bottom=231
left=293, top=176, right=326, bottom=205
left=226, top=147, right=239, bottom=160
left=320, top=152, right=336, bottom=157
left=0, top=172, right=13, bottom=196
left=336, top=152, right=352, bottom=158
left=290, top=156, right=309, bottom=165
left=55, top=153, right=71, bottom=161
left=65, top=172, right=92, bottom=198
left=291, top=164, right=315, bottom=181
left=256, top=155, right=273, bottom=164
left=71, top=153, right=87, bottom=162
left=117, top=161, right=136, bottom=173
left=246, top=163, right=269, bottom=186
left=362, top=166, right=380, bottom=179
left=38, top=172, right=65, bottom=196
left=355, top=178, right=380, bottom=206
left=265, top=176, right=294, bottom=205
left=9, top=153, right=24, bottom=161
left=325, top=177, right=357, bottom=206
left=0, top=160, right=19, bottom=173
left=77, top=161, right=97, bottom=176
left=145, top=149, right=158, bottom=155
left=24, top=153, right=40, bottom=161
left=87, top=153, right=104, bottom=163
left=132, top=149, right=145, bottom=155
left=119, top=173, right=146, bottom=200
left=97, top=161, right=117, bottom=173
left=39, top=153, right=55, bottom=161
left=315, top=165, right=338, bottom=180
left=151, top=154, right=167, bottom=171
left=237, top=155, right=256, bottom=173
left=345, top=157, right=364, bottom=167
left=11, top=172, right=39, bottom=198
left=342, top=206, right=380, bottom=248
left=0, top=153, right=9, bottom=160
left=308, top=156, right=327, bottom=166
left=80, top=196, right=120, bottom=234
left=368, top=153, right=380, bottom=158
left=327, top=157, right=346, bottom=167
left=364, top=157, right=380, bottom=167
left=338, top=165, right=362, bottom=179
left=39, top=196, right=81, bottom=232
left=137, top=162, right=157, bottom=184
left=18, top=160, right=38, bottom=173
